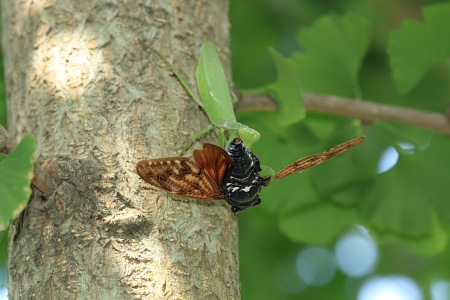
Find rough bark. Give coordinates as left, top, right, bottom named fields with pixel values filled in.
left=2, top=0, right=239, bottom=299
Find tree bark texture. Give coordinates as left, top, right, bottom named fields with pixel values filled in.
left=3, top=0, right=239, bottom=299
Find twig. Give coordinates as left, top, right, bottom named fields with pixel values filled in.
left=0, top=125, right=56, bottom=194
left=237, top=92, right=450, bottom=135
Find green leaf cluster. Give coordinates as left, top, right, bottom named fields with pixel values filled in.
left=234, top=7, right=450, bottom=257
left=146, top=3, right=450, bottom=268
left=230, top=2, right=450, bottom=298
left=188, top=8, right=450, bottom=257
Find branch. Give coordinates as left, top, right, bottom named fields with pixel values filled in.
left=237, top=92, right=450, bottom=135
left=0, top=125, right=56, bottom=194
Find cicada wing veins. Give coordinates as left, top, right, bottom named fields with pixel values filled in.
left=136, top=143, right=235, bottom=201
left=193, top=143, right=234, bottom=187
left=136, top=156, right=225, bottom=201
left=275, top=136, right=365, bottom=179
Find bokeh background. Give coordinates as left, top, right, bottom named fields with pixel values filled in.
left=230, top=0, right=450, bottom=299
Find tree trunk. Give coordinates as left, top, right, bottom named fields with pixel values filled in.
left=2, top=0, right=239, bottom=299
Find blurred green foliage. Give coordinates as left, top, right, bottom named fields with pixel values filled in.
left=230, top=0, right=450, bottom=299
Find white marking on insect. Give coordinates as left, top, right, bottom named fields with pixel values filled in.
left=241, top=186, right=252, bottom=192
left=231, top=187, right=239, bottom=192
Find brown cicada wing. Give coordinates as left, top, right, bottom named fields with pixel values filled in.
left=136, top=143, right=234, bottom=200
left=193, top=143, right=233, bottom=187
left=275, top=136, right=365, bottom=180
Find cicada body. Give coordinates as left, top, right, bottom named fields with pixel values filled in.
left=136, top=136, right=365, bottom=212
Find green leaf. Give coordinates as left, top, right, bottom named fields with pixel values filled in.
left=267, top=129, right=366, bottom=245
left=292, top=13, right=371, bottom=97
left=388, top=2, right=450, bottom=93
left=279, top=201, right=361, bottom=245
left=361, top=136, right=450, bottom=240
left=374, top=212, right=448, bottom=256
left=265, top=49, right=304, bottom=127
left=237, top=110, right=315, bottom=146
left=0, top=135, right=36, bottom=231
left=250, top=124, right=319, bottom=213
left=196, top=42, right=236, bottom=126
left=311, top=147, right=371, bottom=206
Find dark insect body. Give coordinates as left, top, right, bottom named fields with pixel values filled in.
left=136, top=136, right=365, bottom=212
left=221, top=139, right=270, bottom=212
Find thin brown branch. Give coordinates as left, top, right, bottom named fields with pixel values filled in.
left=0, top=124, right=56, bottom=194
left=237, top=92, right=450, bottom=135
